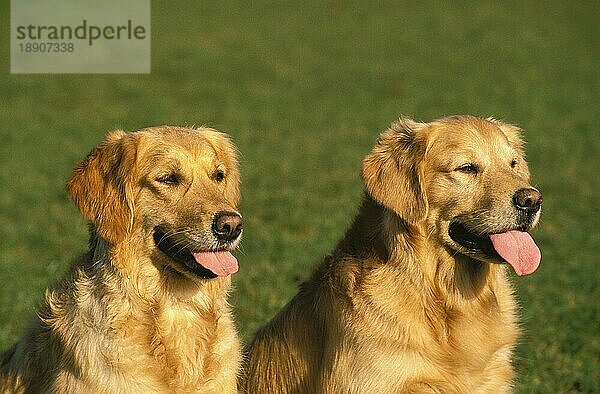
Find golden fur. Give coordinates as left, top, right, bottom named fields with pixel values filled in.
left=241, top=115, right=542, bottom=393
left=1, top=126, right=243, bottom=393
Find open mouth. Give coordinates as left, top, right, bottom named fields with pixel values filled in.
left=153, top=228, right=238, bottom=279
left=448, top=220, right=497, bottom=257
left=448, top=219, right=541, bottom=276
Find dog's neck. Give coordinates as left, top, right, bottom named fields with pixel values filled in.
left=87, top=226, right=231, bottom=304
left=337, top=195, right=505, bottom=304
left=75, top=226, right=238, bottom=388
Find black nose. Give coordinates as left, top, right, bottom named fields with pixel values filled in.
left=513, top=188, right=543, bottom=214
left=212, top=212, right=243, bottom=241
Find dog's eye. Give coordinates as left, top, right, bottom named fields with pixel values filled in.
left=213, top=170, right=225, bottom=182
left=456, top=163, right=479, bottom=175
left=157, top=173, right=180, bottom=185
left=510, top=159, right=518, bottom=168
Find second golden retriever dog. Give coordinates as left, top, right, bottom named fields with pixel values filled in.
left=1, top=126, right=243, bottom=393
left=241, top=115, right=542, bottom=393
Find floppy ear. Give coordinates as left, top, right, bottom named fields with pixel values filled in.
left=217, top=132, right=241, bottom=205
left=65, top=131, right=136, bottom=244
left=362, top=118, right=428, bottom=224
left=487, top=117, right=525, bottom=153
left=204, top=129, right=241, bottom=205
left=487, top=117, right=531, bottom=178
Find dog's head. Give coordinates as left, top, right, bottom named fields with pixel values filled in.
left=66, top=126, right=242, bottom=281
left=362, top=115, right=542, bottom=275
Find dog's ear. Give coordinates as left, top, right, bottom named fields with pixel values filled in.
left=205, top=129, right=241, bottom=205
left=487, top=117, right=525, bottom=153
left=362, top=118, right=428, bottom=224
left=487, top=117, right=531, bottom=177
left=66, top=131, right=136, bottom=244
left=217, top=133, right=241, bottom=205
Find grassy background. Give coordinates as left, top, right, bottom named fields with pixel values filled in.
left=1, top=1, right=598, bottom=391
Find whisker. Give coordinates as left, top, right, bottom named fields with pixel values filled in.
left=156, top=228, right=194, bottom=246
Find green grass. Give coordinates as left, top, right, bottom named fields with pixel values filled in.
left=1, top=1, right=598, bottom=391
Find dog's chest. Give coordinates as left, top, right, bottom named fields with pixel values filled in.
left=425, top=301, right=518, bottom=388
left=109, top=302, right=239, bottom=391
left=442, top=308, right=506, bottom=356
left=345, top=286, right=518, bottom=391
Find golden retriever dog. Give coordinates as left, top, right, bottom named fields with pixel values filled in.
left=1, top=126, right=243, bottom=393
left=241, top=115, right=542, bottom=393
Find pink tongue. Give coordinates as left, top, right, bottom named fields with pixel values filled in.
left=489, top=231, right=541, bottom=276
left=192, top=251, right=238, bottom=277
